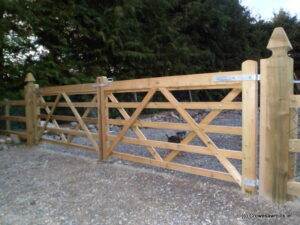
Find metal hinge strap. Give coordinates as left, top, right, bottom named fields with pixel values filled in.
left=213, top=74, right=260, bottom=82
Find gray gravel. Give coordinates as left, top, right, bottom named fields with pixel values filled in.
left=1, top=110, right=300, bottom=224
left=0, top=145, right=300, bottom=225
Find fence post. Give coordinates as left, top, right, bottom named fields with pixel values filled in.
left=97, top=76, right=109, bottom=160
left=25, top=73, right=40, bottom=145
left=241, top=60, right=258, bottom=194
left=4, top=99, right=11, bottom=131
left=259, top=27, right=294, bottom=203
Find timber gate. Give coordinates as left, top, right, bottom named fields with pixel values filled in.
left=97, top=62, right=258, bottom=194
left=38, top=83, right=99, bottom=152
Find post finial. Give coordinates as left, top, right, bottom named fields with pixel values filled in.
left=25, top=73, right=36, bottom=83
left=267, top=27, right=292, bottom=51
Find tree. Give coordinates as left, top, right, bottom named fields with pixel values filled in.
left=0, top=1, right=299, bottom=100
left=0, top=0, right=33, bottom=98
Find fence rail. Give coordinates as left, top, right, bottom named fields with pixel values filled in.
left=39, top=83, right=96, bottom=96
left=0, top=100, right=26, bottom=106
left=102, top=71, right=243, bottom=93
left=0, top=99, right=27, bottom=140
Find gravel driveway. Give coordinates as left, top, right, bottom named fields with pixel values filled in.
left=0, top=145, right=300, bottom=225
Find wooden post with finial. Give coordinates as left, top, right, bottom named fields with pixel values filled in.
left=259, top=27, right=294, bottom=203
left=25, top=73, right=40, bottom=145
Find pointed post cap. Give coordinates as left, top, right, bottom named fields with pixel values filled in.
left=267, top=27, right=292, bottom=51
left=25, top=73, right=36, bottom=82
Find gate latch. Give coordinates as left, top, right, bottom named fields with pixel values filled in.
left=213, top=74, right=260, bottom=82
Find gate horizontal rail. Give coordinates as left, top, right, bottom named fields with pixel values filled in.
left=0, top=99, right=27, bottom=140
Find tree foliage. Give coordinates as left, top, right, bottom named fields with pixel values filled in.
left=0, top=0, right=299, bottom=99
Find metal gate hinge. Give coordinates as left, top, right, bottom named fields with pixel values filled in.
left=213, top=74, right=260, bottom=82
left=242, top=178, right=259, bottom=187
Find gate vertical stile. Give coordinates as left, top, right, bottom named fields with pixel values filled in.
left=97, top=76, right=109, bottom=160
left=241, top=60, right=258, bottom=194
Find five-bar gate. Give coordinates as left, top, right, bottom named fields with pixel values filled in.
left=97, top=61, right=258, bottom=194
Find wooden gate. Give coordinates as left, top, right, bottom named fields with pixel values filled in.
left=38, top=83, right=99, bottom=152
left=98, top=60, right=258, bottom=193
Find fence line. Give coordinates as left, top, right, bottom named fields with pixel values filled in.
left=0, top=99, right=27, bottom=139
left=0, top=26, right=299, bottom=203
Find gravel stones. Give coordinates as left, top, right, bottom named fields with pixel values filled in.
left=0, top=146, right=299, bottom=225
left=0, top=134, right=22, bottom=151
left=0, top=144, right=8, bottom=151
left=10, top=134, right=21, bottom=144
left=0, top=136, right=8, bottom=151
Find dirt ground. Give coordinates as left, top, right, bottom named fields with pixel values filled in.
left=0, top=145, right=300, bottom=225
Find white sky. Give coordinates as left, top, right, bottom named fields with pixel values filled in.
left=241, top=0, right=300, bottom=20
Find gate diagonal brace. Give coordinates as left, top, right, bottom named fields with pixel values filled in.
left=108, top=93, right=163, bottom=161
left=164, top=88, right=241, bottom=162
left=105, top=88, right=157, bottom=156
left=159, top=87, right=242, bottom=185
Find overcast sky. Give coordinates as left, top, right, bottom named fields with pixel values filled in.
left=241, top=0, right=300, bottom=20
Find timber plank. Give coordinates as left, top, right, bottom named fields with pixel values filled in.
left=112, top=151, right=235, bottom=183
left=107, top=102, right=242, bottom=110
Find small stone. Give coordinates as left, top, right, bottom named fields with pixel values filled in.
left=70, top=122, right=78, bottom=127
left=54, top=135, right=61, bottom=140
left=0, top=144, right=8, bottom=151
left=88, top=124, right=96, bottom=129
left=10, top=134, right=21, bottom=144
left=29, top=200, right=36, bottom=206
left=40, top=121, right=55, bottom=128
left=6, top=137, right=12, bottom=143
left=48, top=122, right=55, bottom=128
left=170, top=112, right=180, bottom=120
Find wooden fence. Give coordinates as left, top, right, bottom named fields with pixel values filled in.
left=38, top=82, right=99, bottom=152
left=0, top=99, right=27, bottom=139
left=0, top=27, right=299, bottom=203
